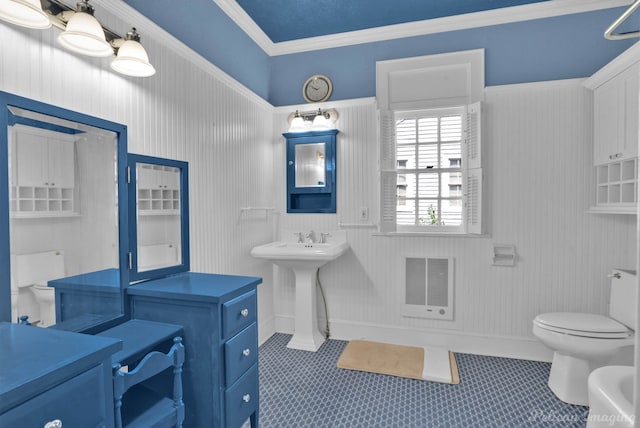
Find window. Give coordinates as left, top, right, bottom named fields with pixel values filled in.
left=395, top=108, right=464, bottom=229
left=376, top=49, right=484, bottom=235
left=380, top=103, right=482, bottom=235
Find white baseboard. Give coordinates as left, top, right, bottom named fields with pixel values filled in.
left=274, top=315, right=553, bottom=362
left=258, top=315, right=277, bottom=346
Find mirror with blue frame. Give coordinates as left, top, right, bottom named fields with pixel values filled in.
left=128, top=153, right=189, bottom=282
left=0, top=91, right=129, bottom=332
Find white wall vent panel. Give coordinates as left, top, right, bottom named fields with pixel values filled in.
left=401, top=256, right=454, bottom=320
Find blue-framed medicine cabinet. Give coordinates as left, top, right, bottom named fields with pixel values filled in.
left=285, top=129, right=338, bottom=213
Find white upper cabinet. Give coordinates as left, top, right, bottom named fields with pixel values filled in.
left=9, top=125, right=77, bottom=216
left=592, top=63, right=639, bottom=166
left=585, top=42, right=640, bottom=214
left=14, top=127, right=75, bottom=188
left=138, top=164, right=180, bottom=190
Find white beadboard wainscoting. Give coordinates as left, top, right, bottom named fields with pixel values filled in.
left=272, top=80, right=636, bottom=361
left=0, top=7, right=277, bottom=343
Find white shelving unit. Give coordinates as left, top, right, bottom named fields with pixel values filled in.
left=10, top=186, right=75, bottom=216
left=592, top=158, right=637, bottom=214
left=137, top=165, right=180, bottom=215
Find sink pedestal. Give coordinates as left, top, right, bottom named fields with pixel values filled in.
left=286, top=267, right=326, bottom=352
left=250, top=231, right=350, bottom=353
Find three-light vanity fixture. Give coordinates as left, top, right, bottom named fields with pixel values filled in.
left=0, top=0, right=156, bottom=77
left=287, top=108, right=339, bottom=133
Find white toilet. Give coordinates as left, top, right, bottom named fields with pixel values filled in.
left=12, top=250, right=65, bottom=327
left=30, top=282, right=56, bottom=327
left=532, top=269, right=636, bottom=406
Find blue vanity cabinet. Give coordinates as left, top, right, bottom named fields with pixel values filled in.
left=49, top=268, right=121, bottom=326
left=127, top=272, right=262, bottom=428
left=0, top=322, right=121, bottom=427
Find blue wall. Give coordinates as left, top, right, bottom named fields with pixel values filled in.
left=269, top=8, right=636, bottom=106
left=123, top=2, right=636, bottom=106
left=124, top=0, right=271, bottom=101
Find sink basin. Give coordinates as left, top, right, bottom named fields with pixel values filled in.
left=250, top=240, right=349, bottom=269
left=251, top=230, right=349, bottom=351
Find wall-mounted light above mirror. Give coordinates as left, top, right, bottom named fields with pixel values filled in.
left=0, top=0, right=156, bottom=77
left=127, top=154, right=190, bottom=282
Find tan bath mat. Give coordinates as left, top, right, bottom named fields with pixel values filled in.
left=337, top=340, right=459, bottom=384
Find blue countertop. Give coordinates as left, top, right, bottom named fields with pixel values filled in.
left=48, top=268, right=121, bottom=293
left=0, top=322, right=121, bottom=412
left=128, top=272, right=262, bottom=302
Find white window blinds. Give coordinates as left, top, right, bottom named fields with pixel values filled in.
left=379, top=102, right=482, bottom=235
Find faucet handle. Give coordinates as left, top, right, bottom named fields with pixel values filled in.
left=305, top=230, right=317, bottom=243
left=293, top=232, right=304, bottom=243
left=320, top=232, right=331, bottom=243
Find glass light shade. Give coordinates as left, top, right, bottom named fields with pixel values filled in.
left=288, top=115, right=307, bottom=133
left=111, top=39, right=155, bottom=77
left=311, top=113, right=331, bottom=130
left=58, top=11, right=112, bottom=57
left=0, top=0, right=51, bottom=29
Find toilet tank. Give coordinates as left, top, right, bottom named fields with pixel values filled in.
left=609, top=269, right=637, bottom=329
left=12, top=250, right=66, bottom=288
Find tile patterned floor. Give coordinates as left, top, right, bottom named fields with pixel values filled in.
left=254, top=333, right=588, bottom=427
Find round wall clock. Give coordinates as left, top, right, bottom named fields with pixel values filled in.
left=303, top=74, right=332, bottom=103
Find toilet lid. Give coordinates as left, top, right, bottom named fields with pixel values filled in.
left=534, top=312, right=630, bottom=339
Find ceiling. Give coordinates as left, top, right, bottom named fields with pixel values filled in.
left=118, top=0, right=634, bottom=57
left=234, top=0, right=548, bottom=43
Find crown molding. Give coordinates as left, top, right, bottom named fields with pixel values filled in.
left=216, top=0, right=633, bottom=56
left=91, top=0, right=273, bottom=111
left=583, top=40, right=640, bottom=89
left=274, top=97, right=377, bottom=114
left=213, top=0, right=274, bottom=51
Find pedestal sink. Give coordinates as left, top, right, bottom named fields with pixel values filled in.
left=251, top=230, right=349, bottom=351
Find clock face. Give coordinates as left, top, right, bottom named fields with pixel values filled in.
left=303, top=75, right=332, bottom=103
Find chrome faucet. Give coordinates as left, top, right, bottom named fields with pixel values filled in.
left=319, top=232, right=331, bottom=243
left=305, top=230, right=316, bottom=244
left=293, top=232, right=304, bottom=243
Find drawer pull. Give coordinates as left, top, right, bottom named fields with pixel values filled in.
left=240, top=308, right=249, bottom=317
left=242, top=394, right=251, bottom=403
left=44, top=420, right=62, bottom=428
left=242, top=348, right=251, bottom=357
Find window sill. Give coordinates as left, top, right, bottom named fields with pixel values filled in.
left=373, top=231, right=488, bottom=238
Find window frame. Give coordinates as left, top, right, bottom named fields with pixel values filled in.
left=394, top=107, right=466, bottom=233
left=379, top=102, right=482, bottom=236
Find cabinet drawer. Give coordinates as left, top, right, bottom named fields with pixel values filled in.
left=225, top=364, right=258, bottom=428
left=0, top=365, right=107, bottom=428
left=225, top=323, right=258, bottom=386
left=222, top=290, right=256, bottom=339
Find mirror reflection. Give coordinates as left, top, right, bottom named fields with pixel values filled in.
left=8, top=106, right=121, bottom=328
left=136, top=162, right=182, bottom=272
left=295, top=142, right=326, bottom=187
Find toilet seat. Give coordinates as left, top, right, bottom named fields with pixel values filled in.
left=32, top=282, right=50, bottom=290
left=534, top=312, right=630, bottom=339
